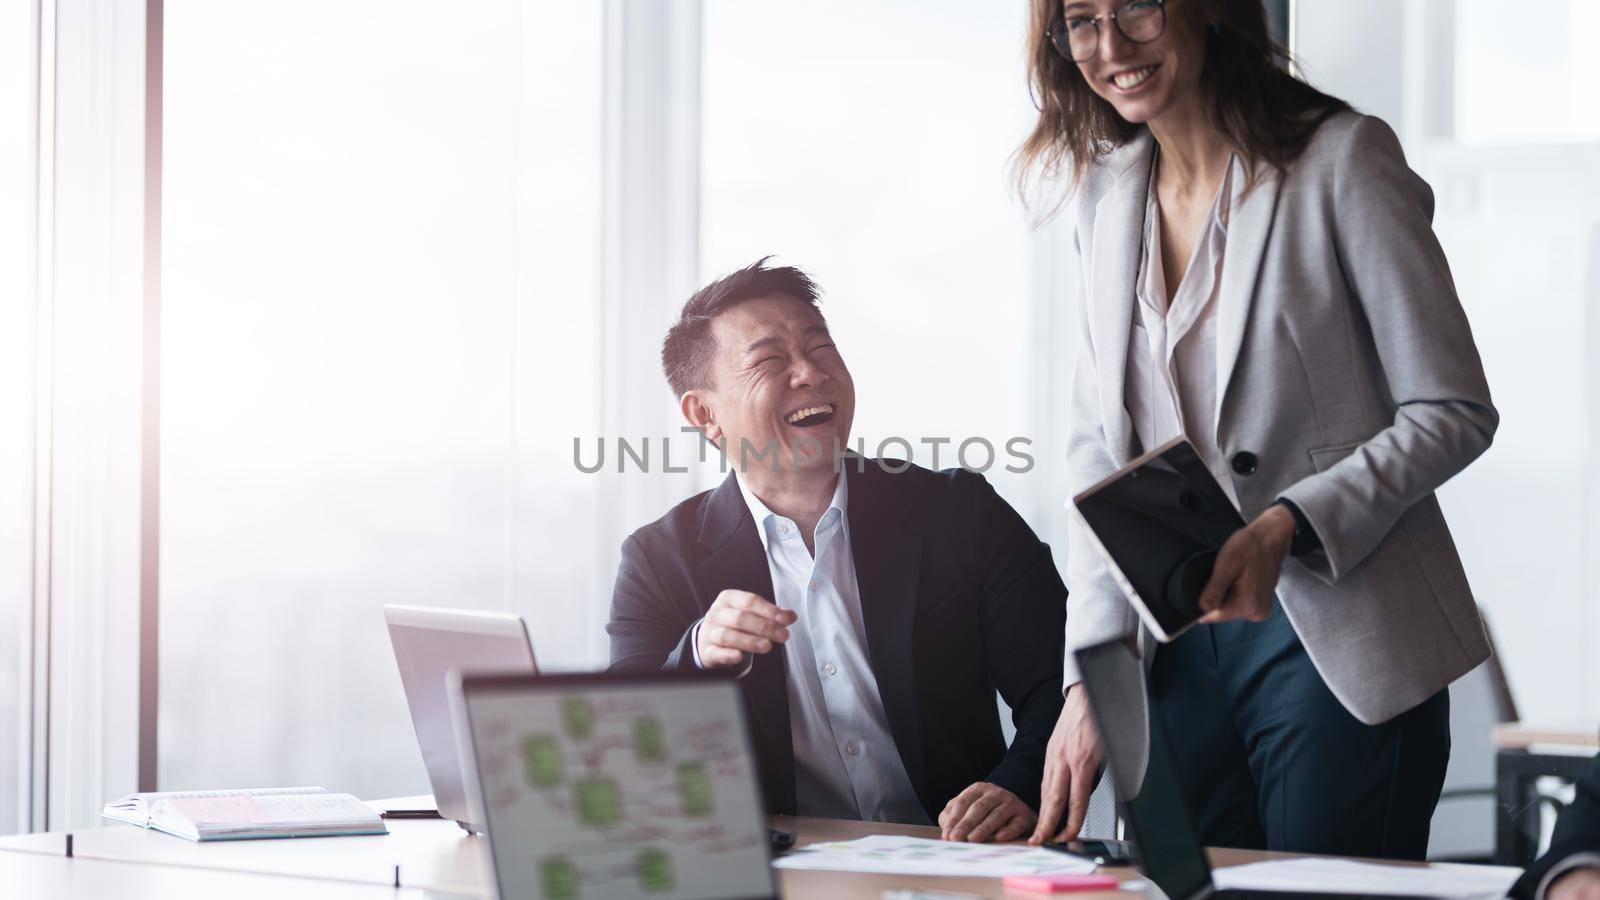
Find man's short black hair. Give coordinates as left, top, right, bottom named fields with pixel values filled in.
left=661, top=256, right=824, bottom=397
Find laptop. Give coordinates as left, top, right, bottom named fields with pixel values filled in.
left=384, top=604, right=537, bottom=832
left=1072, top=639, right=1442, bottom=900
left=451, top=670, right=778, bottom=900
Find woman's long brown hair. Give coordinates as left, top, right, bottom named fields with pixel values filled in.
left=1014, top=0, right=1349, bottom=219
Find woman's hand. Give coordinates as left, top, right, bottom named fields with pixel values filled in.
left=939, top=783, right=1035, bottom=843
left=1029, top=684, right=1102, bottom=844
left=1196, top=503, right=1296, bottom=625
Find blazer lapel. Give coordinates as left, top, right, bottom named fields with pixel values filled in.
left=1091, top=131, right=1155, bottom=466
left=694, top=473, right=795, bottom=813
left=845, top=463, right=927, bottom=795
left=1213, top=162, right=1284, bottom=429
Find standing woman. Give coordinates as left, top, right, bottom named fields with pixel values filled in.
left=1018, top=0, right=1498, bottom=859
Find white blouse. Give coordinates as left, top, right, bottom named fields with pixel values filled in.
left=1124, top=152, right=1244, bottom=506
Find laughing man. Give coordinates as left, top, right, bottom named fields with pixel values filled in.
left=606, top=258, right=1069, bottom=843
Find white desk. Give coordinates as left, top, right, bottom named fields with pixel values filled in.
left=0, top=795, right=1523, bottom=899
left=0, top=851, right=470, bottom=899
left=0, top=795, right=488, bottom=895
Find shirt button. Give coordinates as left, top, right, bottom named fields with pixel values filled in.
left=823, top=663, right=837, bottom=676
left=846, top=742, right=859, bottom=757
left=809, top=579, right=819, bottom=591
left=777, top=523, right=790, bottom=535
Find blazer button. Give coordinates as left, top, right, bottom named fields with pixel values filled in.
left=1231, top=452, right=1258, bottom=476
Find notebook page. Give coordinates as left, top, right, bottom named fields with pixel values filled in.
left=253, top=793, right=378, bottom=823
left=152, top=792, right=384, bottom=839
left=163, top=793, right=375, bottom=825
left=162, top=795, right=272, bottom=826
left=104, top=787, right=328, bottom=828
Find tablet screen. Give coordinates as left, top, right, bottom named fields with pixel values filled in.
left=1074, top=439, right=1245, bottom=637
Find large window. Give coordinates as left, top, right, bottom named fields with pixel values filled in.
left=701, top=0, right=1042, bottom=512
left=0, top=0, right=38, bottom=836
left=159, top=1, right=606, bottom=798
left=1454, top=0, right=1600, bottom=144
left=1421, top=0, right=1600, bottom=728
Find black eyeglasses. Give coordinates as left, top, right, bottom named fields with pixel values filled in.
left=1048, top=0, right=1167, bottom=62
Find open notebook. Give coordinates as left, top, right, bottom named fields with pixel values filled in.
left=102, top=787, right=389, bottom=842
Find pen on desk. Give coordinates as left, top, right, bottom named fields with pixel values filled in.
left=380, top=808, right=444, bottom=819
left=65, top=833, right=73, bottom=858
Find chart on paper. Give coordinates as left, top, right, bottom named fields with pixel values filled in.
left=774, top=834, right=1096, bottom=878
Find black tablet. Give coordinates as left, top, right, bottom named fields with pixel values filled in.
left=1072, top=437, right=1246, bottom=642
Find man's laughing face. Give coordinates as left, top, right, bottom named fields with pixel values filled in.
left=692, top=294, right=855, bottom=475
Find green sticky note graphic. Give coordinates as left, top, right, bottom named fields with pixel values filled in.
left=676, top=760, right=713, bottom=818
left=633, top=717, right=665, bottom=764
left=574, top=777, right=620, bottom=828
left=539, top=856, right=578, bottom=899
left=636, top=847, right=674, bottom=892
left=561, top=697, right=594, bottom=740
left=521, top=734, right=562, bottom=787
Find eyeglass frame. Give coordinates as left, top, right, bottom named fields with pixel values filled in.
left=1047, top=0, right=1169, bottom=63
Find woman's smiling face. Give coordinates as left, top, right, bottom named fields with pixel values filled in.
left=1065, top=0, right=1214, bottom=126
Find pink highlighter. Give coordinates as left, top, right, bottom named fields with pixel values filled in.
left=1001, top=873, right=1121, bottom=893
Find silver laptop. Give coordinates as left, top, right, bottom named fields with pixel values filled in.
left=451, top=671, right=778, bottom=900
left=384, top=604, right=537, bottom=832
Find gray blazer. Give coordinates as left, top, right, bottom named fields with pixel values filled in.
left=1061, top=111, right=1498, bottom=726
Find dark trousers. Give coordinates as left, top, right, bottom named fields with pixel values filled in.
left=1147, top=600, right=1451, bottom=860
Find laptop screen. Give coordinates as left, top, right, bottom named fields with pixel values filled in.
left=1075, top=640, right=1213, bottom=900
left=385, top=605, right=537, bottom=830
left=457, top=672, right=775, bottom=900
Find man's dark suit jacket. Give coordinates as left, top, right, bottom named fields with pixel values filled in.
left=606, top=458, right=1067, bottom=823
left=1514, top=752, right=1600, bottom=898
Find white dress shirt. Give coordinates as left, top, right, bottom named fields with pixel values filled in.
left=696, top=470, right=928, bottom=824
left=1125, top=153, right=1244, bottom=504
